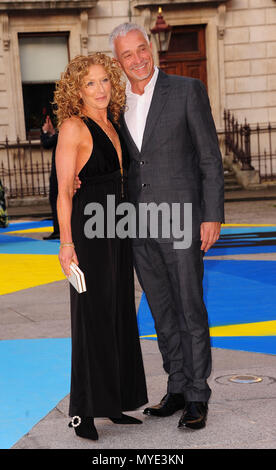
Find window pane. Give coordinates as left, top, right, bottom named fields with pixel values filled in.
left=19, top=35, right=68, bottom=83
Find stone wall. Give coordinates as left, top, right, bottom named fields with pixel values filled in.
left=86, top=0, right=276, bottom=126
left=88, top=1, right=130, bottom=55
left=1, top=0, right=276, bottom=142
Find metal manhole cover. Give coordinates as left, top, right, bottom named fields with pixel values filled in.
left=215, top=374, right=276, bottom=385
left=228, top=375, right=263, bottom=384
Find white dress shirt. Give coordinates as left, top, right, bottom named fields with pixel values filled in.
left=124, top=66, right=159, bottom=151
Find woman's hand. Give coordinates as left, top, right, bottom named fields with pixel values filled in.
left=59, top=245, right=79, bottom=277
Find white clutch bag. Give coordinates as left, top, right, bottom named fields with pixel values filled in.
left=67, top=262, right=87, bottom=294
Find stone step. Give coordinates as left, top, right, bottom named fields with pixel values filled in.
left=224, top=170, right=243, bottom=191
left=225, top=177, right=239, bottom=185
left=225, top=184, right=244, bottom=191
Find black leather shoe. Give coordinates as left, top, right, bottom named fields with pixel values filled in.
left=178, top=402, right=208, bottom=430
left=143, top=393, right=185, bottom=417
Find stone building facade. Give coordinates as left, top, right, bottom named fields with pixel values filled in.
left=0, top=0, right=275, bottom=141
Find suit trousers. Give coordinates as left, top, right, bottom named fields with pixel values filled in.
left=133, top=237, right=212, bottom=402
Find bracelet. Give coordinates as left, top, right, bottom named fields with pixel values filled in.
left=60, top=242, right=75, bottom=248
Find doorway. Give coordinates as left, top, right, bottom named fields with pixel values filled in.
left=159, top=25, right=207, bottom=89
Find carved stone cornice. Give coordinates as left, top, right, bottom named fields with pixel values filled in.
left=133, top=0, right=229, bottom=9
left=2, top=14, right=10, bottom=50
left=217, top=3, right=226, bottom=39
left=0, top=0, right=98, bottom=12
left=80, top=10, right=88, bottom=55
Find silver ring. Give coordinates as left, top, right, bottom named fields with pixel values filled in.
left=71, top=416, right=81, bottom=427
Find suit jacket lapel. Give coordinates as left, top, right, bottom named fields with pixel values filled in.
left=120, top=69, right=171, bottom=157
left=140, top=69, right=171, bottom=153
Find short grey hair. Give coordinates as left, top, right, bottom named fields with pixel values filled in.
left=109, top=22, right=150, bottom=58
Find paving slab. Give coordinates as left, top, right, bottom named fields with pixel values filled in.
left=11, top=340, right=276, bottom=450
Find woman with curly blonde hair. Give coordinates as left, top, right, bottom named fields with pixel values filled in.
left=54, top=53, right=125, bottom=126
left=54, top=53, right=148, bottom=441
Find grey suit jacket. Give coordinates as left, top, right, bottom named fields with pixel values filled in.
left=119, top=69, right=225, bottom=241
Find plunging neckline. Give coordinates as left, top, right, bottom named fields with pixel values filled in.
left=86, top=116, right=123, bottom=172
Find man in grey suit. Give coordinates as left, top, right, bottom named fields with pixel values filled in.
left=109, top=22, right=225, bottom=430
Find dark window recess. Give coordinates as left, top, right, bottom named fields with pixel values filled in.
left=22, top=83, right=57, bottom=139
left=168, top=32, right=198, bottom=53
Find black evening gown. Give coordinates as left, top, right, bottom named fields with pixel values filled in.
left=69, top=117, right=148, bottom=418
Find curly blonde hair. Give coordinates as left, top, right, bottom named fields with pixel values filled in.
left=53, top=53, right=126, bottom=126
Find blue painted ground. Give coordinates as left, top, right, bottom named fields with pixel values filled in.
left=137, top=290, right=276, bottom=356
left=0, top=220, right=59, bottom=254
left=0, top=338, right=71, bottom=449
left=202, top=260, right=276, bottom=326
left=207, top=226, right=276, bottom=255
left=210, top=336, right=276, bottom=355
left=137, top=260, right=276, bottom=330
left=1, top=223, right=276, bottom=256
left=0, top=234, right=59, bottom=254
left=137, top=259, right=276, bottom=355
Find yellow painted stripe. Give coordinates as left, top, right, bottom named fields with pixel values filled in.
left=3, top=223, right=276, bottom=235
left=4, top=224, right=276, bottom=234
left=140, top=335, right=157, bottom=338
left=3, top=226, right=53, bottom=234
left=210, top=320, right=276, bottom=337
left=0, top=254, right=65, bottom=295
left=3, top=223, right=275, bottom=235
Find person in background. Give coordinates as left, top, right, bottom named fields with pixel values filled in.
left=40, top=115, right=59, bottom=239
left=0, top=179, right=9, bottom=228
